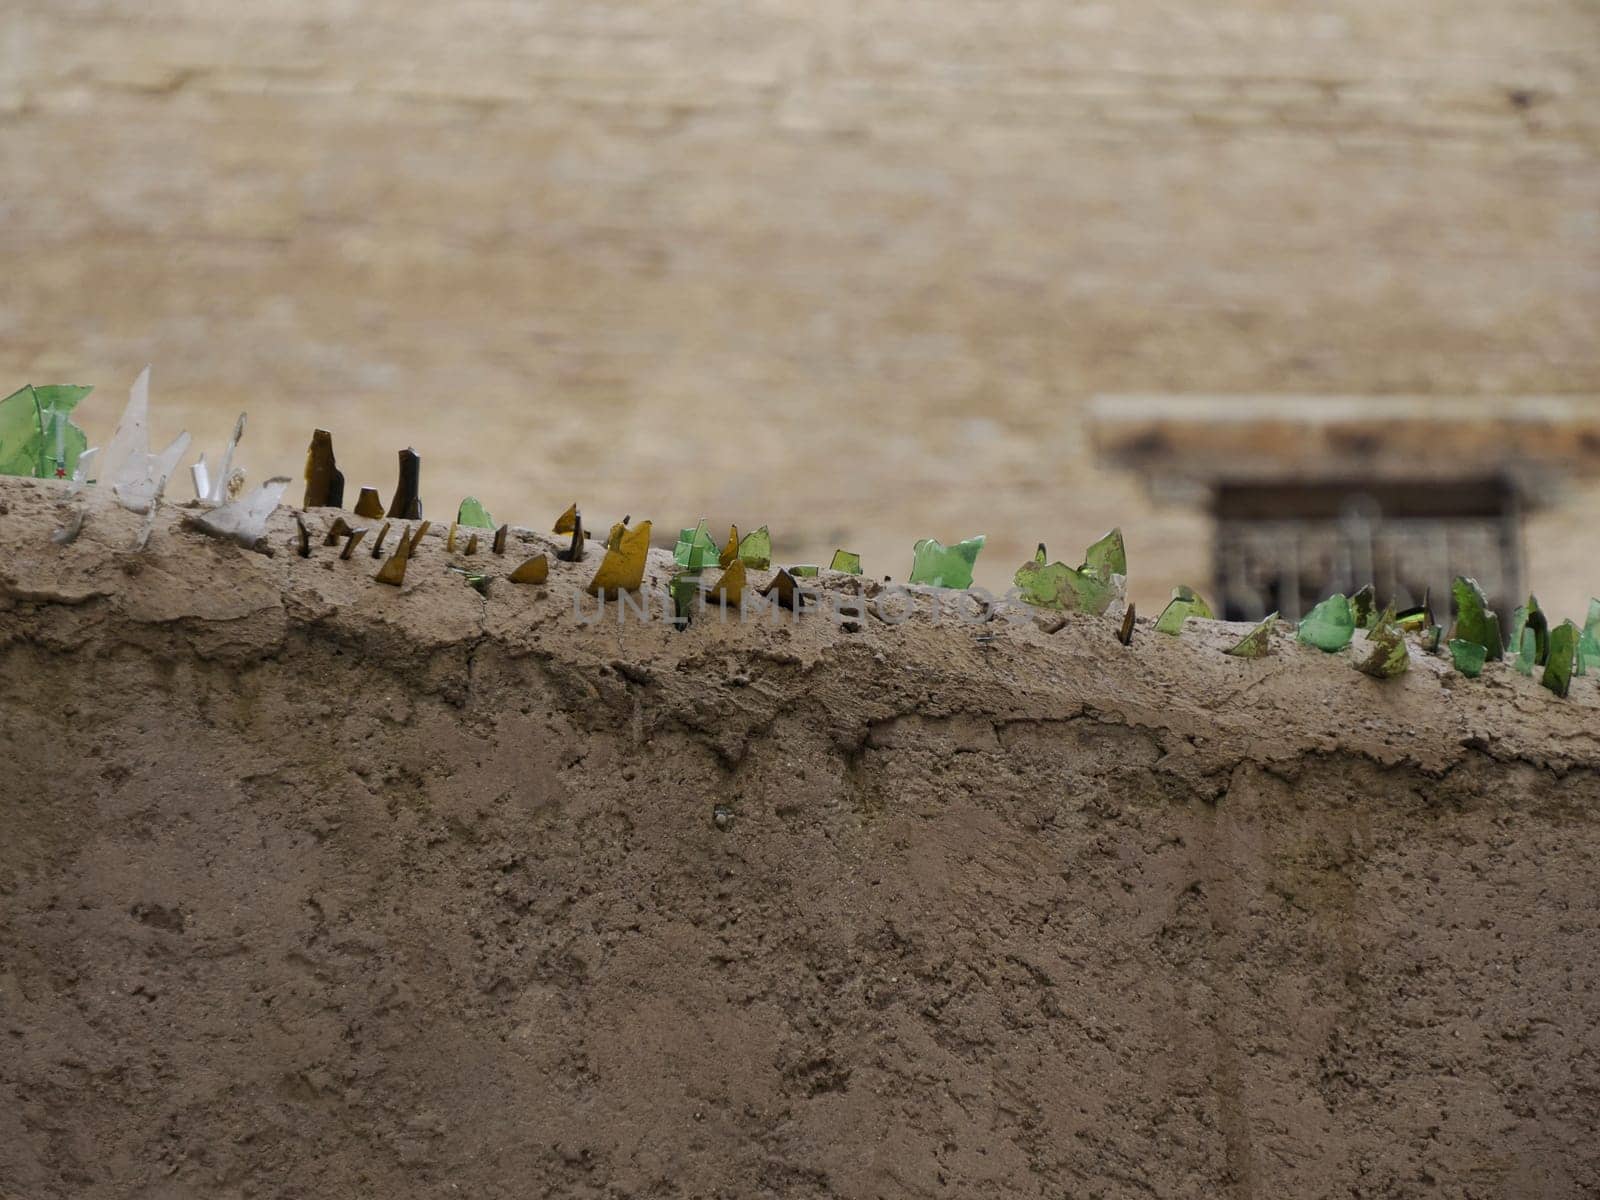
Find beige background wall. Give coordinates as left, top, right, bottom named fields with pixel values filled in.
left=4, top=1, right=1598, bottom=611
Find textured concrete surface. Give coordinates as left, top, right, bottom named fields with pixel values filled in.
left=3, top=1, right=1598, bottom=611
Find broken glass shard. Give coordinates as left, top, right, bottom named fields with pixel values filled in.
left=187, top=476, right=289, bottom=549
left=829, top=550, right=863, bottom=575
left=405, top=521, right=431, bottom=556
left=1448, top=638, right=1486, bottom=677
left=738, top=526, right=772, bottom=570
left=788, top=564, right=819, bottom=577
left=1298, top=594, right=1355, bottom=652
left=1014, top=544, right=1114, bottom=614
left=1449, top=576, right=1502, bottom=661
left=588, top=520, right=653, bottom=596
left=1081, top=528, right=1126, bottom=580
left=1350, top=584, right=1377, bottom=631
left=370, top=521, right=392, bottom=558
left=303, top=430, right=344, bottom=509
left=492, top=523, right=508, bottom=555
left=354, top=487, right=385, bottom=519
left=456, top=497, right=494, bottom=529
left=1515, top=628, right=1536, bottom=676
left=558, top=513, right=586, bottom=562
left=708, top=559, right=746, bottom=608
left=1542, top=620, right=1577, bottom=697
left=554, top=503, right=578, bottom=534
left=339, top=527, right=368, bottom=560
left=1154, top=585, right=1212, bottom=635
left=386, top=449, right=422, bottom=520
left=191, top=454, right=211, bottom=502
left=674, top=520, right=720, bottom=570
left=1577, top=597, right=1600, bottom=676
left=207, top=413, right=247, bottom=503
left=719, top=525, right=740, bottom=569
left=323, top=516, right=353, bottom=546
left=0, top=383, right=92, bottom=479
left=295, top=515, right=312, bottom=558
left=1118, top=603, right=1136, bottom=646
left=909, top=535, right=984, bottom=589
left=508, top=554, right=549, bottom=584
left=375, top=524, right=419, bottom=586
left=1225, top=612, right=1277, bottom=658
left=670, top=571, right=704, bottom=625
left=1356, top=610, right=1409, bottom=678
left=760, top=568, right=801, bottom=611
left=464, top=533, right=479, bottom=555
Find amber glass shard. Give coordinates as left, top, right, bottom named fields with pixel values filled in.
left=738, top=526, right=772, bottom=570
left=1396, top=590, right=1432, bottom=633
left=606, top=520, right=627, bottom=551
left=1081, top=528, right=1127, bottom=580
left=587, top=520, right=653, bottom=596
left=708, top=559, right=746, bottom=608
left=465, top=534, right=479, bottom=555
left=1225, top=612, right=1277, bottom=658
left=446, top=523, right=459, bottom=553
left=302, top=430, right=345, bottom=509
left=370, top=521, right=392, bottom=558
left=1153, top=586, right=1212, bottom=636
left=558, top=513, right=586, bottom=562
left=1449, top=576, right=1502, bottom=661
left=353, top=487, right=385, bottom=519
left=508, top=554, right=549, bottom=584
left=456, top=497, right=494, bottom=529
left=553, top=503, right=579, bottom=534
left=1356, top=610, right=1409, bottom=678
left=374, top=541, right=411, bottom=586
left=1297, top=594, right=1355, bottom=652
left=295, top=515, right=312, bottom=558
left=1014, top=544, right=1114, bottom=614
left=760, top=568, right=801, bottom=611
left=674, top=520, right=720, bottom=570
left=909, top=535, right=984, bottom=589
left=719, top=525, right=740, bottom=569
left=1448, top=638, right=1486, bottom=677
left=830, top=550, right=863, bottom=575
left=405, top=521, right=432, bottom=556
left=386, top=449, right=422, bottom=520
left=1118, top=604, right=1136, bottom=646
left=323, top=516, right=353, bottom=546
left=1542, top=620, right=1577, bottom=697
left=339, top=527, right=368, bottom=560
left=492, top=524, right=508, bottom=555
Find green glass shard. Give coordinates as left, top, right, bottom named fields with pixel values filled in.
left=1225, top=612, right=1277, bottom=658
left=456, top=496, right=495, bottom=529
left=737, top=525, right=772, bottom=570
left=1542, top=619, right=1577, bottom=698
left=1396, top=591, right=1432, bottom=633
left=1356, top=609, right=1410, bottom=678
left=674, top=519, right=721, bottom=570
left=670, top=572, right=704, bottom=626
left=1515, top=628, right=1536, bottom=676
left=1526, top=602, right=1549, bottom=666
left=1080, top=528, right=1126, bottom=580
left=1449, top=576, right=1502, bottom=661
left=909, top=535, right=984, bottom=589
left=1448, top=638, right=1486, bottom=678
left=1577, top=597, right=1600, bottom=676
left=1350, top=584, right=1377, bottom=631
left=1424, top=624, right=1443, bottom=654
left=0, top=383, right=93, bottom=479
left=1154, top=586, right=1212, bottom=635
left=1297, top=594, right=1355, bottom=652
left=1014, top=544, right=1115, bottom=614
left=829, top=549, right=862, bottom=575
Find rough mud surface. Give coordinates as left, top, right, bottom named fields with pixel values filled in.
left=2, top=476, right=1598, bottom=1199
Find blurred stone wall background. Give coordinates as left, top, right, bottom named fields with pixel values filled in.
left=4, top=1, right=1597, bottom=611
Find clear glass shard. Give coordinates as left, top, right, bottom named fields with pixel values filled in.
left=99, top=366, right=151, bottom=499
left=209, top=413, right=247, bottom=502
left=188, top=476, right=290, bottom=548
left=191, top=454, right=211, bottom=501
